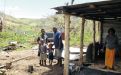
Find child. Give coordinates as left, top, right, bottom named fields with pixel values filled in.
left=48, top=43, right=54, bottom=66
left=38, top=40, right=47, bottom=66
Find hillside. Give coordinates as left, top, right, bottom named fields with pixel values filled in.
left=0, top=11, right=97, bottom=48
left=0, top=12, right=41, bottom=48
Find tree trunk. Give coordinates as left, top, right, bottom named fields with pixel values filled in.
left=0, top=19, right=3, bottom=32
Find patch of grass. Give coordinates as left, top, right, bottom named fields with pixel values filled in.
left=0, top=25, right=38, bottom=51
left=70, top=31, right=93, bottom=47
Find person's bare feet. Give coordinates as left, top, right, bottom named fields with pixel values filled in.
left=102, top=66, right=107, bottom=69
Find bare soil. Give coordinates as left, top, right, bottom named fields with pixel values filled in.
left=0, top=50, right=63, bottom=75
left=1, top=49, right=121, bottom=75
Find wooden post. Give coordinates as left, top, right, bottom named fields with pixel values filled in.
left=80, top=18, right=85, bottom=65
left=100, top=21, right=103, bottom=44
left=64, top=14, right=70, bottom=75
left=97, top=21, right=101, bottom=43
left=92, top=20, right=96, bottom=62
left=97, top=21, right=100, bottom=42
left=28, top=65, right=34, bottom=73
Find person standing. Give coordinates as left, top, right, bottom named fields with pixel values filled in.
left=47, top=43, right=54, bottom=66
left=37, top=29, right=48, bottom=66
left=104, top=28, right=118, bottom=70
left=37, top=29, right=48, bottom=44
left=53, top=27, right=63, bottom=66
left=38, top=40, right=47, bottom=66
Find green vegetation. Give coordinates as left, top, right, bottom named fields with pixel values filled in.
left=0, top=12, right=99, bottom=50
left=0, top=12, right=40, bottom=50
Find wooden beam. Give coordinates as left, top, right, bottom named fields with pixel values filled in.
left=84, top=12, right=121, bottom=17
left=79, top=18, right=85, bottom=64
left=64, top=14, right=70, bottom=75
left=92, top=20, right=96, bottom=62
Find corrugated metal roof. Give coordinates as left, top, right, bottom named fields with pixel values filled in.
left=53, top=0, right=121, bottom=21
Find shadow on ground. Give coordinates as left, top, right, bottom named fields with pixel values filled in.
left=41, top=64, right=63, bottom=75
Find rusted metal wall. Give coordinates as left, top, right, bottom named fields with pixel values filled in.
left=102, top=20, right=121, bottom=44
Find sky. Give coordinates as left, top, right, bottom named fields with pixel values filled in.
left=0, top=0, right=106, bottom=19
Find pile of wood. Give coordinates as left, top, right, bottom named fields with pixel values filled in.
left=2, top=41, right=26, bottom=51
left=2, top=41, right=17, bottom=51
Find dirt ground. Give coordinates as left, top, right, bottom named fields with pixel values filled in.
left=1, top=49, right=121, bottom=75
left=0, top=50, right=63, bottom=75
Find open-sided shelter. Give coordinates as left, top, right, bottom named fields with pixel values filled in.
left=53, top=0, right=121, bottom=75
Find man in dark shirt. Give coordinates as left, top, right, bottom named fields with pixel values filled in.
left=53, top=27, right=63, bottom=66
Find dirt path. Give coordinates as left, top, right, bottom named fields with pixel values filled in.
left=0, top=50, right=63, bottom=75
